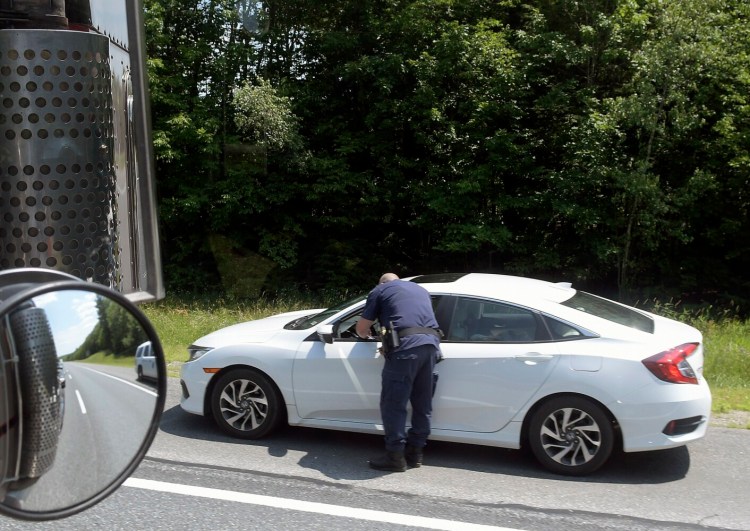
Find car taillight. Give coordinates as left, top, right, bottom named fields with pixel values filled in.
left=642, top=343, right=699, bottom=384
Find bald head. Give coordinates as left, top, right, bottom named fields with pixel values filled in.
left=379, top=272, right=399, bottom=284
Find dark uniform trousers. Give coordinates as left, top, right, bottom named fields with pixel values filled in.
left=380, top=343, right=439, bottom=452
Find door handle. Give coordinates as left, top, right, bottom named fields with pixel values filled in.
left=514, top=353, right=554, bottom=365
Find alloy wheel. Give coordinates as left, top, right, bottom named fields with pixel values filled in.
left=218, top=378, right=269, bottom=432
left=529, top=396, right=614, bottom=475
left=539, top=406, right=602, bottom=467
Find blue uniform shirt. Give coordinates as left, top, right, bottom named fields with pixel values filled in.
left=361, top=279, right=440, bottom=353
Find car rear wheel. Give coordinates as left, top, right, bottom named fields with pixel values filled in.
left=210, top=368, right=283, bottom=439
left=137, top=365, right=144, bottom=381
left=528, top=396, right=614, bottom=476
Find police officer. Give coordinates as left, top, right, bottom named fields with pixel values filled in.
left=356, top=273, right=442, bottom=472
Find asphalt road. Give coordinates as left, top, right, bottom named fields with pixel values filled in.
left=1, top=363, right=158, bottom=513
left=1, top=376, right=748, bottom=530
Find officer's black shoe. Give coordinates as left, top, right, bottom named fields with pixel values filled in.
left=405, top=445, right=423, bottom=468
left=369, top=451, right=407, bottom=472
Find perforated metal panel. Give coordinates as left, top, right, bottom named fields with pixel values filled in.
left=0, top=30, right=119, bottom=288
left=9, top=306, right=62, bottom=479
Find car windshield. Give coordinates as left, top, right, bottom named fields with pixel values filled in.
left=561, top=291, right=654, bottom=333
left=284, top=293, right=367, bottom=330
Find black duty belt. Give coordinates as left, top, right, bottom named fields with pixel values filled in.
left=397, top=327, right=443, bottom=339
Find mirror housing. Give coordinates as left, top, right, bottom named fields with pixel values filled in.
left=0, top=278, right=166, bottom=520
left=0, top=0, right=163, bottom=302
left=316, top=324, right=335, bottom=344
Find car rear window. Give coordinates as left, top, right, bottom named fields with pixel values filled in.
left=560, top=291, right=654, bottom=333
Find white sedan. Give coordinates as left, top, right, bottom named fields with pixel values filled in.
left=180, top=273, right=711, bottom=475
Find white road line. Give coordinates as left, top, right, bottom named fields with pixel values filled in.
left=124, top=478, right=523, bottom=531
left=75, top=389, right=87, bottom=414
left=76, top=365, right=158, bottom=397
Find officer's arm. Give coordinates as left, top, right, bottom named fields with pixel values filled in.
left=355, top=318, right=374, bottom=339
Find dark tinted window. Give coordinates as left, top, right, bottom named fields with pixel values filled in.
left=445, top=297, right=541, bottom=343
left=432, top=295, right=454, bottom=336
left=410, top=273, right=467, bottom=284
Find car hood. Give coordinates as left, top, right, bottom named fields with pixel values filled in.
left=195, top=308, right=322, bottom=348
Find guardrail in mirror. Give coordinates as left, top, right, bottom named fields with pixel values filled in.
left=0, top=273, right=165, bottom=520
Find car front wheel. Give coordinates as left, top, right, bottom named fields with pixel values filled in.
left=210, top=368, right=283, bottom=439
left=528, top=396, right=614, bottom=476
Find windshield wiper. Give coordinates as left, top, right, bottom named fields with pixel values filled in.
left=285, top=314, right=314, bottom=330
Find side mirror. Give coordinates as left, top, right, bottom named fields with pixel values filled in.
left=0, top=280, right=165, bottom=520
left=316, top=324, right=335, bottom=344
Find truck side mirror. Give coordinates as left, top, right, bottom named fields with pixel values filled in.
left=0, top=279, right=165, bottom=519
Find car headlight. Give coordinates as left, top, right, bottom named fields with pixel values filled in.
left=187, top=345, right=213, bottom=362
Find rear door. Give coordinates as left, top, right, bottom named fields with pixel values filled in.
left=431, top=296, right=560, bottom=433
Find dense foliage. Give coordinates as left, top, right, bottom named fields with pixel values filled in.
left=67, top=297, right=147, bottom=359
left=144, top=0, right=750, bottom=307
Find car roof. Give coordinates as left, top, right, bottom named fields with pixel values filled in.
left=408, top=273, right=661, bottom=339
left=409, top=273, right=576, bottom=306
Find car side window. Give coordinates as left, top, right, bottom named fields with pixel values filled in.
left=447, top=297, right=541, bottom=343
left=431, top=295, right=452, bottom=336
left=333, top=309, right=380, bottom=340
left=332, top=295, right=446, bottom=341
left=542, top=314, right=591, bottom=340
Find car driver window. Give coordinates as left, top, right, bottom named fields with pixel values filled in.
left=334, top=311, right=381, bottom=340
left=335, top=313, right=361, bottom=339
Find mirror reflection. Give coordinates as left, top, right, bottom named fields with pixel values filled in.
left=0, top=288, right=159, bottom=513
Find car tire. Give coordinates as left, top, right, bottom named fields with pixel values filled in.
left=137, top=365, right=144, bottom=381
left=528, top=396, right=614, bottom=476
left=210, top=368, right=283, bottom=439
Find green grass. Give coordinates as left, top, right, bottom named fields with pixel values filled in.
left=698, top=318, right=750, bottom=413
left=73, top=351, right=135, bottom=367
left=141, top=295, right=750, bottom=414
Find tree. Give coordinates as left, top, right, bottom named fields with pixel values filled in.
left=143, top=0, right=750, bottom=305
left=145, top=0, right=251, bottom=290
left=69, top=298, right=146, bottom=359
left=510, top=0, right=749, bottom=300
